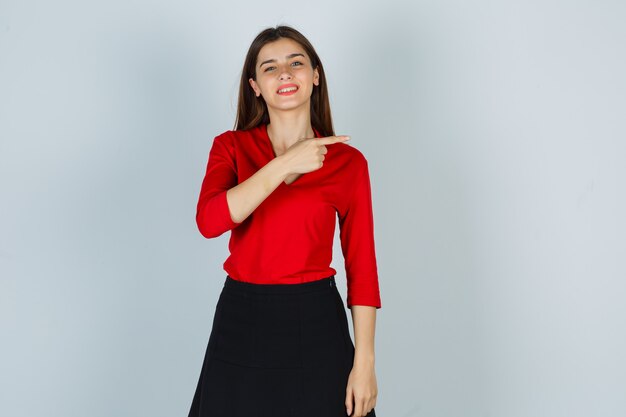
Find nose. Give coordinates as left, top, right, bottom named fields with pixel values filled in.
left=278, top=65, right=293, bottom=80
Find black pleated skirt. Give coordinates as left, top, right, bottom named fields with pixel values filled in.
left=188, top=274, right=376, bottom=417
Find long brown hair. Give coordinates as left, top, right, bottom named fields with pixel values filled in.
left=233, top=25, right=335, bottom=137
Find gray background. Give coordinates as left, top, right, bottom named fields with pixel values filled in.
left=1, top=1, right=625, bottom=416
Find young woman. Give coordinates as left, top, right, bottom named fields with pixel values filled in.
left=188, top=25, right=382, bottom=417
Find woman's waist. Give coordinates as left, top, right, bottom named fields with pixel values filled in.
left=222, top=273, right=337, bottom=297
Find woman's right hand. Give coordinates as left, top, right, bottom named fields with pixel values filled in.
left=280, top=135, right=351, bottom=175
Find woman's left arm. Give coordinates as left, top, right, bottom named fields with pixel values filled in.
left=338, top=152, right=381, bottom=416
left=352, top=305, right=377, bottom=363
left=345, top=305, right=378, bottom=417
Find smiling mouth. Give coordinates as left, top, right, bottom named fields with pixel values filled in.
left=277, top=86, right=298, bottom=94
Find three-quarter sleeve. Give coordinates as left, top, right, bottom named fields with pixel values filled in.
left=338, top=157, right=382, bottom=309
left=196, top=133, right=242, bottom=238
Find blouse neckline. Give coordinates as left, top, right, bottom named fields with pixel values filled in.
left=261, top=123, right=322, bottom=187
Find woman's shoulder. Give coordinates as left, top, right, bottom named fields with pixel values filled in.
left=212, top=125, right=262, bottom=145
left=213, top=126, right=255, bottom=139
left=330, top=141, right=369, bottom=168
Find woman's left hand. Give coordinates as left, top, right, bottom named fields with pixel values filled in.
left=345, top=359, right=378, bottom=416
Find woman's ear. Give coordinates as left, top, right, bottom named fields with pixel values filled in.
left=249, top=78, right=261, bottom=97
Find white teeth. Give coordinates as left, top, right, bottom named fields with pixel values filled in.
left=278, top=86, right=297, bottom=93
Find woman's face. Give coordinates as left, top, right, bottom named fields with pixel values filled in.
left=249, top=38, right=320, bottom=112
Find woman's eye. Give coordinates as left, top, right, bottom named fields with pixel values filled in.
left=264, top=61, right=304, bottom=72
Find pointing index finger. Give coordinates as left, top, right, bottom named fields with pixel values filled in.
left=319, top=135, right=351, bottom=144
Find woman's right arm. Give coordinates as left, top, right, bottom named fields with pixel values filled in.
left=196, top=132, right=348, bottom=238
left=196, top=133, right=290, bottom=239
left=225, top=156, right=290, bottom=223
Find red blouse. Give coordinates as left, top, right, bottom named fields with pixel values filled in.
left=196, top=123, right=381, bottom=309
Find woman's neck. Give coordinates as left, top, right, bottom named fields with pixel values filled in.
left=266, top=114, right=315, bottom=154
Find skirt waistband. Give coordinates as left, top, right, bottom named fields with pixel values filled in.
left=223, top=275, right=336, bottom=295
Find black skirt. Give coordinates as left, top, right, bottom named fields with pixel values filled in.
left=188, top=274, right=376, bottom=417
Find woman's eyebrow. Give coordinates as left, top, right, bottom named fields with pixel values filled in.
left=259, top=53, right=305, bottom=68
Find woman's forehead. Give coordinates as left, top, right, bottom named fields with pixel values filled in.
left=257, top=39, right=307, bottom=62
